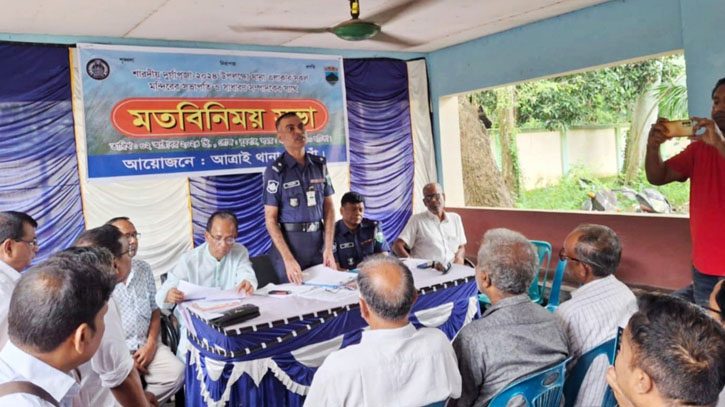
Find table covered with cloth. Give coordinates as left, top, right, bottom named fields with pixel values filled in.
left=184, top=259, right=480, bottom=407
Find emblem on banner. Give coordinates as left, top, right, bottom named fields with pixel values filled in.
left=86, top=58, right=110, bottom=80
left=266, top=180, right=279, bottom=194
left=324, top=66, right=339, bottom=85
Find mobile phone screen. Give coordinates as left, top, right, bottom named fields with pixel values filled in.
left=269, top=290, right=291, bottom=295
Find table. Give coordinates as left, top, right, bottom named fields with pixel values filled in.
left=184, top=260, right=479, bottom=407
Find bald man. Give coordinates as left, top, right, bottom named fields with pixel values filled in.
left=305, top=257, right=461, bottom=407
left=394, top=183, right=467, bottom=265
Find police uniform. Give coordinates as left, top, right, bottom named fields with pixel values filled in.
left=333, top=218, right=390, bottom=270
left=263, top=152, right=334, bottom=282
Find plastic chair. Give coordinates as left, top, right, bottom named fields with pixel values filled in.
left=545, top=259, right=567, bottom=313
left=529, top=240, right=552, bottom=304
left=250, top=254, right=279, bottom=288
left=489, top=357, right=571, bottom=407
left=563, top=336, right=620, bottom=407
left=479, top=240, right=552, bottom=309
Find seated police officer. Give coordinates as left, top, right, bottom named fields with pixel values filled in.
left=333, top=192, right=389, bottom=271
left=263, top=112, right=336, bottom=284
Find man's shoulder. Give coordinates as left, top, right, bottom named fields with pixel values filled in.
left=308, top=153, right=327, bottom=166
left=445, top=211, right=463, bottom=222
left=360, top=218, right=380, bottom=230
left=264, top=155, right=287, bottom=177
left=229, top=243, right=250, bottom=259
left=413, top=326, right=453, bottom=348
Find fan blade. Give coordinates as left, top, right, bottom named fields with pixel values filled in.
left=229, top=24, right=329, bottom=34
left=363, top=0, right=437, bottom=26
left=369, top=31, right=423, bottom=47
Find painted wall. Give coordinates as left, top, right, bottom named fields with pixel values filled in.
left=449, top=207, right=692, bottom=290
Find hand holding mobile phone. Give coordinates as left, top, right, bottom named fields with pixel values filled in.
left=269, top=290, right=291, bottom=296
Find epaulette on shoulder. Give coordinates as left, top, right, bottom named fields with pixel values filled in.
left=362, top=218, right=379, bottom=228
left=309, top=154, right=326, bottom=165
left=271, top=155, right=286, bottom=173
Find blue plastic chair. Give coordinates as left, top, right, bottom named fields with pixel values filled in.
left=563, top=336, right=620, bottom=407
left=479, top=240, right=552, bottom=308
left=545, top=259, right=567, bottom=312
left=489, top=357, right=571, bottom=407
left=529, top=240, right=552, bottom=304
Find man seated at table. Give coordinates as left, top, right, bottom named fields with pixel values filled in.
left=0, top=253, right=115, bottom=406
left=606, top=294, right=725, bottom=407
left=107, top=217, right=184, bottom=403
left=305, top=256, right=461, bottom=407
left=448, top=228, right=569, bottom=407
left=156, top=210, right=258, bottom=359
left=554, top=224, right=637, bottom=407
left=333, top=192, right=389, bottom=270
left=393, top=183, right=467, bottom=265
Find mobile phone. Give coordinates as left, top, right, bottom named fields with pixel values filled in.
left=663, top=120, right=694, bottom=137
left=269, top=290, right=291, bottom=296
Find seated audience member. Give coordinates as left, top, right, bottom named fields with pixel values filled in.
left=74, top=226, right=155, bottom=407
left=107, top=217, right=184, bottom=402
left=156, top=210, right=257, bottom=359
left=606, top=294, right=725, bottom=407
left=554, top=224, right=637, bottom=407
left=448, top=228, right=569, bottom=407
left=0, top=254, right=115, bottom=406
left=0, top=211, right=39, bottom=349
left=333, top=192, right=390, bottom=270
left=706, top=281, right=725, bottom=406
left=394, top=182, right=467, bottom=265
left=305, top=256, right=461, bottom=407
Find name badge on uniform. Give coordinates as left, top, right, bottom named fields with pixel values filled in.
left=289, top=197, right=299, bottom=207
left=283, top=180, right=301, bottom=189
left=306, top=187, right=317, bottom=207
left=340, top=242, right=355, bottom=249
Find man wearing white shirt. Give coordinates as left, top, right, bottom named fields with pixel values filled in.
left=0, top=252, right=115, bottom=406
left=74, top=226, right=155, bottom=407
left=156, top=210, right=258, bottom=359
left=0, top=211, right=39, bottom=350
left=554, top=224, right=637, bottom=407
left=305, top=256, right=461, bottom=407
left=394, top=183, right=467, bottom=265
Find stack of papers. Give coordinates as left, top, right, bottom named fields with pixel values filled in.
left=302, top=265, right=357, bottom=289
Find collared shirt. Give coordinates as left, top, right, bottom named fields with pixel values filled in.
left=76, top=297, right=134, bottom=407
left=262, top=152, right=335, bottom=223
left=333, top=218, right=390, bottom=270
left=305, top=323, right=461, bottom=407
left=397, top=210, right=467, bottom=264
left=449, top=294, right=569, bottom=407
left=155, top=242, right=257, bottom=358
left=0, top=259, right=20, bottom=350
left=554, top=275, right=637, bottom=407
left=113, top=258, right=157, bottom=351
left=0, top=341, right=80, bottom=407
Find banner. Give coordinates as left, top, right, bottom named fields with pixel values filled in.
left=77, top=44, right=348, bottom=181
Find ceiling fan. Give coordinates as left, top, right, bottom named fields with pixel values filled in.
left=230, top=0, right=433, bottom=47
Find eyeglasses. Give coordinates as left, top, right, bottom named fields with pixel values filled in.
left=210, top=236, right=236, bottom=245
left=558, top=247, right=584, bottom=264
left=703, top=305, right=723, bottom=317
left=424, top=193, right=442, bottom=202
left=123, top=232, right=140, bottom=239
left=117, top=249, right=131, bottom=258
left=15, top=238, right=38, bottom=249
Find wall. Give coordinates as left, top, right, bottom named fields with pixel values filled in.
left=449, top=207, right=691, bottom=290
left=567, top=128, right=619, bottom=178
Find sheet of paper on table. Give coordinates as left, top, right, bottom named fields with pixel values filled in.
left=302, top=264, right=357, bottom=288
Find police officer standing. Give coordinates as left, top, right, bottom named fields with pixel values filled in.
left=263, top=112, right=336, bottom=284
left=333, top=192, right=390, bottom=270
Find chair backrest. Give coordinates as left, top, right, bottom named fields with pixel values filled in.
left=545, top=259, right=567, bottom=312
left=529, top=241, right=552, bottom=304
left=250, top=254, right=279, bottom=288
left=563, top=335, right=620, bottom=407
left=489, top=357, right=571, bottom=407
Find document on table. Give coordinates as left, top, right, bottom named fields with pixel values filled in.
left=302, top=265, right=357, bottom=288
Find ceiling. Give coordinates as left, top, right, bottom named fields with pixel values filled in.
left=2, top=0, right=611, bottom=52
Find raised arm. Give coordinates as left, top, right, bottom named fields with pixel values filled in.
left=645, top=118, right=687, bottom=185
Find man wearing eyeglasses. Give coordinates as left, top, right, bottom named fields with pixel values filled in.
left=0, top=211, right=38, bottom=350
left=393, top=183, right=467, bottom=265
left=156, top=210, right=257, bottom=359
left=107, top=217, right=184, bottom=404
left=554, top=224, right=637, bottom=407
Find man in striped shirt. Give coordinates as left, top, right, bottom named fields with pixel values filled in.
left=555, top=224, right=637, bottom=407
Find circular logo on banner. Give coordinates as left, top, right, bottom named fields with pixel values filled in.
left=86, top=58, right=110, bottom=80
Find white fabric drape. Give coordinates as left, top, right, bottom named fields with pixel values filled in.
left=70, top=49, right=193, bottom=281
left=407, top=59, right=438, bottom=215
